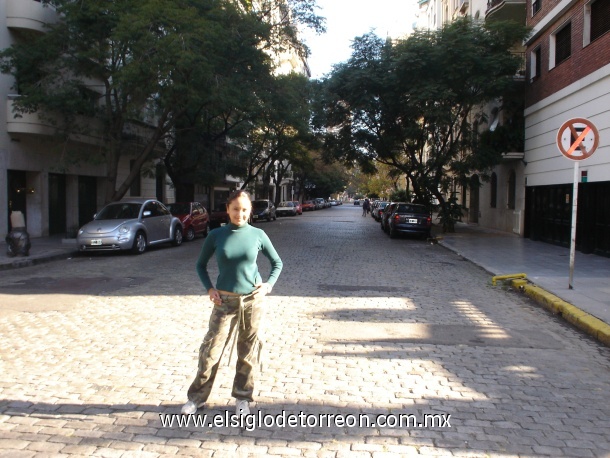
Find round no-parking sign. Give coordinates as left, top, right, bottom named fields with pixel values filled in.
left=556, top=118, right=599, bottom=161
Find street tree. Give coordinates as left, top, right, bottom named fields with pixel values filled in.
left=318, top=18, right=529, bottom=230
left=0, top=0, right=323, bottom=204
left=232, top=73, right=314, bottom=202
left=162, top=0, right=325, bottom=202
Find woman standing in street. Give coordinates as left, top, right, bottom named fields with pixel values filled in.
left=182, top=190, right=283, bottom=416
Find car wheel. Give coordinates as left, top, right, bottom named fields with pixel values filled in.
left=132, top=231, right=147, bottom=255
left=172, top=226, right=183, bottom=246
left=267, top=213, right=272, bottom=222
left=203, top=223, right=210, bottom=237
left=389, top=226, right=397, bottom=239
left=185, top=227, right=195, bottom=242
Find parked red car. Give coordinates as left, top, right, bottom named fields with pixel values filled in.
left=209, top=207, right=229, bottom=228
left=301, top=200, right=316, bottom=211
left=292, top=201, right=303, bottom=215
left=167, top=202, right=210, bottom=241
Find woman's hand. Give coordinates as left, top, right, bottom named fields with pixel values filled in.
left=208, top=288, right=222, bottom=306
left=253, top=282, right=272, bottom=298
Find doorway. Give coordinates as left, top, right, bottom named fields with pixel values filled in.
left=49, top=173, right=66, bottom=235
left=7, top=170, right=27, bottom=230
left=469, top=174, right=480, bottom=224
left=78, top=176, right=98, bottom=227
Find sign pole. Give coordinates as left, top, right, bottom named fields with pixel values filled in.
left=569, top=161, right=579, bottom=290
left=557, top=117, right=599, bottom=290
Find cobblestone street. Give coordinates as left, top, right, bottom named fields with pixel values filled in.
left=1, top=205, right=609, bottom=457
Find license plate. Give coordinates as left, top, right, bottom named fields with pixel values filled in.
left=253, top=215, right=258, bottom=219
left=91, top=239, right=102, bottom=246
left=408, top=218, right=418, bottom=224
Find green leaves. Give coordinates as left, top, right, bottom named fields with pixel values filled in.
left=318, top=17, right=529, bottom=227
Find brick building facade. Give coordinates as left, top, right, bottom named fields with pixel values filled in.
left=523, top=0, right=610, bottom=255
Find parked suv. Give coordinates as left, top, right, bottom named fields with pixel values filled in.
left=251, top=199, right=277, bottom=222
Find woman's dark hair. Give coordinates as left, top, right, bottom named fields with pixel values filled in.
left=226, top=190, right=251, bottom=207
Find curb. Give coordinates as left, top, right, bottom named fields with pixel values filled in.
left=0, top=251, right=77, bottom=271
left=508, top=278, right=610, bottom=347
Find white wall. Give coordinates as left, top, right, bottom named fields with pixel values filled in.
left=524, top=63, right=610, bottom=187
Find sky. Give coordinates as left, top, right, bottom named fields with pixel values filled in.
left=300, top=0, right=420, bottom=79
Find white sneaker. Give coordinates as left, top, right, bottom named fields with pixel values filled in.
left=181, top=400, right=203, bottom=415
left=235, top=399, right=250, bottom=416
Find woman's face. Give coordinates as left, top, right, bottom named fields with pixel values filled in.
left=227, top=194, right=252, bottom=226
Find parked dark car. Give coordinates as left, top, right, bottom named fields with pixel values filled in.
left=77, top=198, right=183, bottom=254
left=372, top=201, right=389, bottom=221
left=385, top=203, right=432, bottom=239
left=209, top=207, right=229, bottom=229
left=380, top=202, right=398, bottom=233
left=167, top=202, right=210, bottom=241
left=251, top=199, right=276, bottom=222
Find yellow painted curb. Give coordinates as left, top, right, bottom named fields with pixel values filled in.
left=507, top=278, right=610, bottom=347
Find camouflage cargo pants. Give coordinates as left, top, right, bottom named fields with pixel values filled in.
left=187, top=292, right=264, bottom=404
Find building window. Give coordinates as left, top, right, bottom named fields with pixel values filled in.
left=530, top=46, right=542, bottom=81
left=550, top=22, right=572, bottom=68
left=532, top=0, right=542, bottom=15
left=584, top=0, right=610, bottom=46
left=490, top=172, right=498, bottom=208
left=507, top=170, right=516, bottom=210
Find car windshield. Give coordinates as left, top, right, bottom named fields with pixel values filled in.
left=252, top=201, right=268, bottom=210
left=95, top=203, right=141, bottom=220
left=279, top=202, right=293, bottom=207
left=396, top=204, right=427, bottom=213
left=167, top=203, right=190, bottom=214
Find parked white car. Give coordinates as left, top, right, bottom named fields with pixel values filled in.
left=276, top=201, right=298, bottom=216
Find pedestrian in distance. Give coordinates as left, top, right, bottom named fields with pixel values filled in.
left=362, top=198, right=371, bottom=217
left=182, top=190, right=283, bottom=417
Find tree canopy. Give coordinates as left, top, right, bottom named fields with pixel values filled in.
left=316, top=18, right=529, bottom=229
left=0, top=0, right=324, bottom=203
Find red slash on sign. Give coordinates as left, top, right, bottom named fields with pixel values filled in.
left=557, top=118, right=599, bottom=161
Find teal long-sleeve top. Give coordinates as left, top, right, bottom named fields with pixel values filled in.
left=196, top=223, right=283, bottom=295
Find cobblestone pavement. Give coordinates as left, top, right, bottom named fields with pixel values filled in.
left=1, top=206, right=609, bottom=457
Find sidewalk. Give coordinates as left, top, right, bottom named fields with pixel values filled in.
left=1, top=227, right=609, bottom=343
left=0, top=235, right=77, bottom=271
left=437, top=222, right=610, bottom=344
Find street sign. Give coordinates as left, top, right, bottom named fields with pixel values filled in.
left=556, top=117, right=600, bottom=289
left=556, top=118, right=599, bottom=161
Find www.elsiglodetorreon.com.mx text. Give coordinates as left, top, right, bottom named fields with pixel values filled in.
left=159, top=411, right=452, bottom=431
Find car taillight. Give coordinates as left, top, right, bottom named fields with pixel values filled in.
left=426, top=217, right=431, bottom=226
left=394, top=214, right=400, bottom=221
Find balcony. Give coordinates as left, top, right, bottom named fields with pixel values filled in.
left=6, top=0, right=58, bottom=34
left=485, top=0, right=526, bottom=23
left=7, top=97, right=103, bottom=146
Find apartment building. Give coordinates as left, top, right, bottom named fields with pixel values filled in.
left=523, top=0, right=610, bottom=255
left=1, top=0, right=173, bottom=239
left=419, top=0, right=610, bottom=257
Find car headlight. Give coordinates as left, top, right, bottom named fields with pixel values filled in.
left=78, top=229, right=84, bottom=235
left=119, top=225, right=130, bottom=234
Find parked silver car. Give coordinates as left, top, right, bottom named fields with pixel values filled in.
left=77, top=198, right=183, bottom=254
